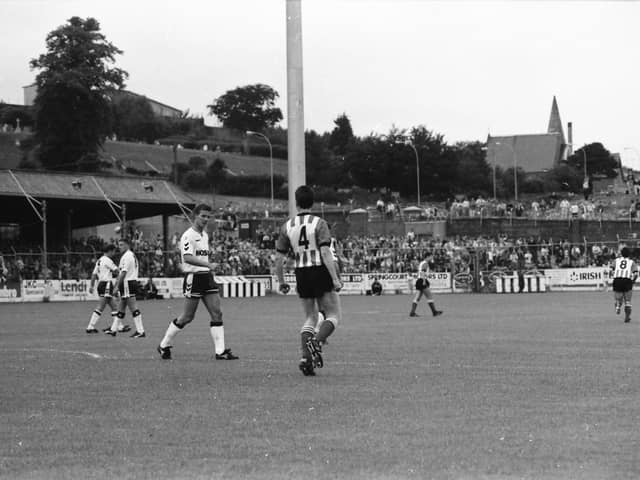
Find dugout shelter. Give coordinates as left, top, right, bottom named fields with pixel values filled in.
left=0, top=169, right=196, bottom=251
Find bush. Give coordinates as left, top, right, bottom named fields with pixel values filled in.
left=182, top=170, right=209, bottom=191
left=188, top=156, right=207, bottom=170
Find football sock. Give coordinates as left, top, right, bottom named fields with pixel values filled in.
left=160, top=318, right=183, bottom=348
left=110, top=312, right=123, bottom=331
left=301, top=326, right=315, bottom=357
left=132, top=309, right=144, bottom=333
left=625, top=306, right=632, bottom=320
left=410, top=302, right=417, bottom=315
left=210, top=321, right=225, bottom=355
left=316, top=317, right=336, bottom=344
left=428, top=301, right=437, bottom=315
left=88, top=309, right=102, bottom=328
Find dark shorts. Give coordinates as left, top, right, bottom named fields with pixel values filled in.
left=118, top=280, right=139, bottom=298
left=295, top=265, right=335, bottom=299
left=415, top=278, right=430, bottom=290
left=96, top=281, right=114, bottom=298
left=184, top=271, right=219, bottom=299
left=613, top=278, right=633, bottom=293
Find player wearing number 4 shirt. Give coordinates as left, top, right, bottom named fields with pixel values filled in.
left=275, top=186, right=342, bottom=376
left=611, top=247, right=639, bottom=323
left=157, top=203, right=238, bottom=360
left=409, top=254, right=443, bottom=317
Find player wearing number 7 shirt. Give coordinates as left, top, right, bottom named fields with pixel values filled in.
left=611, top=247, right=639, bottom=323
left=275, top=186, right=343, bottom=376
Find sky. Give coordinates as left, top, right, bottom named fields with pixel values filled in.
left=1, top=0, right=639, bottom=168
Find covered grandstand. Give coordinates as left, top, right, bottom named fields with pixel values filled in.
left=0, top=169, right=196, bottom=249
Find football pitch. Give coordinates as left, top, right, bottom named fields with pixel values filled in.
left=2, top=292, right=640, bottom=480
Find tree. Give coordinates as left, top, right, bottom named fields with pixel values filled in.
left=451, top=141, right=491, bottom=196
left=30, top=17, right=127, bottom=170
left=567, top=143, right=618, bottom=178
left=207, top=84, right=283, bottom=133
left=328, top=113, right=354, bottom=155
left=111, top=95, right=158, bottom=142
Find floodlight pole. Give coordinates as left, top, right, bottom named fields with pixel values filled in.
left=286, top=0, right=307, bottom=218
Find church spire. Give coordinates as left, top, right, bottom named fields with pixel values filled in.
left=547, top=96, right=565, bottom=143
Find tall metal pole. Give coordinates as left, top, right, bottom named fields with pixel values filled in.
left=493, top=163, right=497, bottom=200
left=286, top=0, right=306, bottom=217
left=121, top=203, right=127, bottom=239
left=269, top=140, right=274, bottom=210
left=172, top=144, right=178, bottom=184
left=247, top=131, right=274, bottom=210
left=513, top=149, right=518, bottom=202
left=408, top=143, right=420, bottom=206
left=42, top=200, right=47, bottom=280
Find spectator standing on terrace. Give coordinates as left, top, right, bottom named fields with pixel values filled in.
left=105, top=237, right=146, bottom=338
left=409, top=253, right=443, bottom=317
left=275, top=185, right=342, bottom=376
left=85, top=244, right=123, bottom=334
left=158, top=203, right=238, bottom=360
left=0, top=254, right=7, bottom=287
left=611, top=247, right=639, bottom=323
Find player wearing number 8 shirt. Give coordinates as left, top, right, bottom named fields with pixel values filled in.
left=275, top=185, right=343, bottom=376
left=611, top=247, right=639, bottom=323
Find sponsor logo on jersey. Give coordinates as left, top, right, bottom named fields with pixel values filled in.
left=195, top=250, right=209, bottom=256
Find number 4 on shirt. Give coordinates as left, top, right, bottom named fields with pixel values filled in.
left=298, top=225, right=310, bottom=249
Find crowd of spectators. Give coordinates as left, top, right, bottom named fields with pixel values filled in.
left=1, top=228, right=624, bottom=288
left=3, top=184, right=639, bottom=285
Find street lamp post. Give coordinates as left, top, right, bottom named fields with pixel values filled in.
left=246, top=130, right=274, bottom=210
left=394, top=140, right=420, bottom=206
left=407, top=142, right=420, bottom=207
left=495, top=141, right=518, bottom=201
left=482, top=146, right=496, bottom=200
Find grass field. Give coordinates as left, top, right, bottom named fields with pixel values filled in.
left=2, top=292, right=640, bottom=479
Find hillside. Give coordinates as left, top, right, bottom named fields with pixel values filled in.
left=101, top=140, right=288, bottom=177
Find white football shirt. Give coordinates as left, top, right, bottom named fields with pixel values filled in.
left=180, top=227, right=210, bottom=273
left=118, top=250, right=139, bottom=281
left=92, top=255, right=117, bottom=282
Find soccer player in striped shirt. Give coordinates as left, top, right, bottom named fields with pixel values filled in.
left=275, top=186, right=343, bottom=376
left=611, top=247, right=639, bottom=323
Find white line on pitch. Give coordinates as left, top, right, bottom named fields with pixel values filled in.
left=9, top=348, right=107, bottom=359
